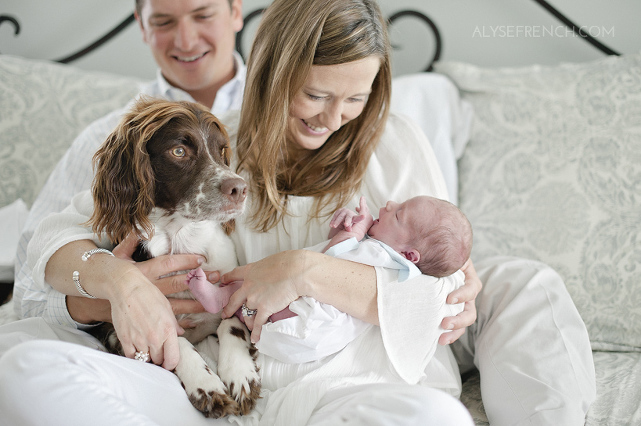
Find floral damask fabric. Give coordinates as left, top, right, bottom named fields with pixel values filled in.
left=460, top=351, right=641, bottom=425
left=436, top=54, right=641, bottom=351
left=0, top=55, right=141, bottom=208
left=586, top=351, right=641, bottom=425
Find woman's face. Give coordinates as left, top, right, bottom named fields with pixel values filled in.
left=287, top=57, right=381, bottom=153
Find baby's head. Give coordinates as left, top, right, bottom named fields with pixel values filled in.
left=367, top=195, right=472, bottom=277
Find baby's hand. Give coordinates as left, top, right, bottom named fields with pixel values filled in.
left=354, top=195, right=370, bottom=218
left=328, top=196, right=373, bottom=239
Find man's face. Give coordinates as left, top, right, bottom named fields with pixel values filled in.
left=137, top=0, right=243, bottom=98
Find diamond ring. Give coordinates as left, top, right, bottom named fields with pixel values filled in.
left=134, top=351, right=151, bottom=362
left=241, top=303, right=257, bottom=317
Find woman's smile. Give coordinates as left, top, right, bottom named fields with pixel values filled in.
left=301, top=119, right=329, bottom=135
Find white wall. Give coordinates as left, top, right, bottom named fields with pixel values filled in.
left=1, top=0, right=639, bottom=79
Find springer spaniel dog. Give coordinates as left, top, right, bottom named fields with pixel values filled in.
left=86, top=97, right=259, bottom=418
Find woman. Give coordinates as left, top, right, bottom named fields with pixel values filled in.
left=220, top=3, right=594, bottom=423
left=0, top=0, right=594, bottom=425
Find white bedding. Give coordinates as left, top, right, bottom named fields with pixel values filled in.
left=1, top=299, right=639, bottom=426
left=1, top=53, right=640, bottom=425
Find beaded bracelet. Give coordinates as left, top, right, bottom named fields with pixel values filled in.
left=72, top=248, right=114, bottom=299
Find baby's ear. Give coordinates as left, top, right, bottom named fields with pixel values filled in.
left=401, top=249, right=420, bottom=264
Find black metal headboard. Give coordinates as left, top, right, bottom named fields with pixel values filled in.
left=0, top=8, right=443, bottom=71
left=0, top=1, right=621, bottom=70
left=234, top=8, right=442, bottom=72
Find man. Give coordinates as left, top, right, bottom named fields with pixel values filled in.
left=13, top=0, right=246, bottom=326
left=134, top=0, right=243, bottom=110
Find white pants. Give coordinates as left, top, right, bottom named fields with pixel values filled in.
left=452, top=256, right=596, bottom=426
left=0, top=255, right=595, bottom=426
left=0, top=319, right=473, bottom=426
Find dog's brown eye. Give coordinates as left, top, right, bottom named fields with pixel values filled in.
left=172, top=147, right=186, bottom=157
left=221, top=147, right=229, bottom=165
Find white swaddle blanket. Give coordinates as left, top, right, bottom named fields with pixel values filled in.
left=234, top=238, right=465, bottom=426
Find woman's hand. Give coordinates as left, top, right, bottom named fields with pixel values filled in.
left=63, top=235, right=212, bottom=370
left=112, top=233, right=210, bottom=319
left=221, top=250, right=305, bottom=343
left=221, top=249, right=378, bottom=344
left=107, top=266, right=184, bottom=370
left=108, top=234, right=218, bottom=370
left=439, top=258, right=482, bottom=345
left=67, top=235, right=210, bottom=324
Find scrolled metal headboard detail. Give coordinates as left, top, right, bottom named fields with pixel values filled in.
left=56, top=14, right=137, bottom=64
left=0, top=2, right=622, bottom=68
left=387, top=10, right=442, bottom=72
left=532, top=0, right=620, bottom=56
left=0, top=8, right=442, bottom=72
left=234, top=8, right=442, bottom=72
left=0, top=15, right=21, bottom=37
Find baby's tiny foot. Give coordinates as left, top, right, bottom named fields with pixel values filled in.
left=188, top=268, right=226, bottom=313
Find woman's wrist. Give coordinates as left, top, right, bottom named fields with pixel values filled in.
left=295, top=249, right=317, bottom=298
left=101, top=262, right=151, bottom=303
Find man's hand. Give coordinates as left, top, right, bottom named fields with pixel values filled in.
left=439, top=258, right=481, bottom=345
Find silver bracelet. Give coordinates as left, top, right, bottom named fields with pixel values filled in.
left=72, top=270, right=97, bottom=299
left=72, top=248, right=114, bottom=299
left=81, top=248, right=114, bottom=262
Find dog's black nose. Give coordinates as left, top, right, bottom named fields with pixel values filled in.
left=222, top=177, right=247, bottom=203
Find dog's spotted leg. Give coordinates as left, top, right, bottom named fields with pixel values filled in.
left=174, top=336, right=238, bottom=418
left=217, top=317, right=261, bottom=415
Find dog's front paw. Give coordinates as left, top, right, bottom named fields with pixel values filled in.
left=176, top=336, right=239, bottom=418
left=227, top=375, right=261, bottom=415
left=218, top=317, right=262, bottom=415
left=220, top=342, right=261, bottom=415
left=187, top=385, right=239, bottom=418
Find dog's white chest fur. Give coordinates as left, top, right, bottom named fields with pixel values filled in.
left=142, top=209, right=238, bottom=274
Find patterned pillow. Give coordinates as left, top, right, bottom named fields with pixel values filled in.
left=436, top=54, right=641, bottom=351
left=0, top=55, right=142, bottom=208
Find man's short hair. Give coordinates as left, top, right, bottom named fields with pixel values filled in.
left=135, top=0, right=235, bottom=17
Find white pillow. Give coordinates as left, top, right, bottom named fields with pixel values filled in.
left=391, top=72, right=474, bottom=205
left=437, top=54, right=641, bottom=351
left=0, top=55, right=141, bottom=209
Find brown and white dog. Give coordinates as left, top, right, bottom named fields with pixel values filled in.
left=87, top=97, right=259, bottom=418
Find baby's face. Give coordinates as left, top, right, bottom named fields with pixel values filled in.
left=367, top=197, right=428, bottom=251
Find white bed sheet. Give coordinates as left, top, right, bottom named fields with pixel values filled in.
left=0, top=299, right=637, bottom=426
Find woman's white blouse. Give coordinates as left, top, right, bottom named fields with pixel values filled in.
left=223, top=111, right=461, bottom=388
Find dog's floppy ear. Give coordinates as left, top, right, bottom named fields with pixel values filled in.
left=87, top=98, right=160, bottom=244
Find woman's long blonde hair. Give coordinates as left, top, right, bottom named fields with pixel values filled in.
left=237, top=0, right=392, bottom=232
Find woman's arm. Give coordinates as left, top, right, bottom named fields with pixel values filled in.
left=44, top=238, right=186, bottom=369
left=47, top=236, right=209, bottom=323
left=222, top=247, right=458, bottom=383
left=221, top=249, right=377, bottom=343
